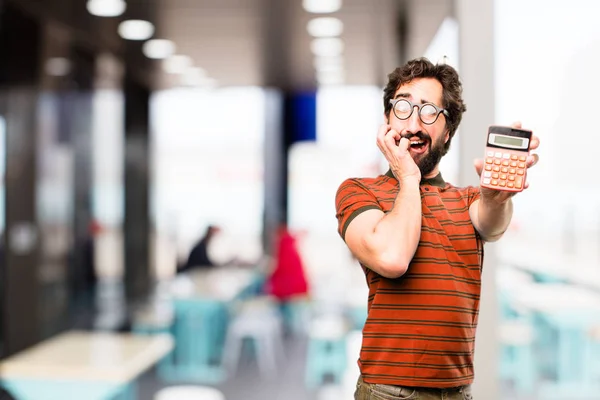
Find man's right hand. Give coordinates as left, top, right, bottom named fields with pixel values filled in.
left=376, top=124, right=421, bottom=183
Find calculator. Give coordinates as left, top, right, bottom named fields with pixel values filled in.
left=481, top=125, right=532, bottom=192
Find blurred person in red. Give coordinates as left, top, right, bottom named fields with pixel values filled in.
left=69, top=219, right=102, bottom=329
left=264, top=225, right=309, bottom=333
left=83, top=220, right=103, bottom=290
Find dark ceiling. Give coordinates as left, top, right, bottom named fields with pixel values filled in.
left=6, top=0, right=406, bottom=92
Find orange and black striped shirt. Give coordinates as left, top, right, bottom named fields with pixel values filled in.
left=335, top=170, right=483, bottom=388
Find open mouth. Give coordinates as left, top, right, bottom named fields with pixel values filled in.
left=409, top=139, right=428, bottom=154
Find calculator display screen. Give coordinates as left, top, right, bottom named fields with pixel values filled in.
left=489, top=133, right=529, bottom=150
left=494, top=136, right=523, bottom=146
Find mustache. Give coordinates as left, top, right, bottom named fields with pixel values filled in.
left=401, top=132, right=431, bottom=142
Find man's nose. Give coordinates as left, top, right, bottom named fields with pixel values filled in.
left=405, top=106, right=423, bottom=132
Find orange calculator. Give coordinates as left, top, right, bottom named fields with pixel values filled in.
left=481, top=125, right=532, bottom=192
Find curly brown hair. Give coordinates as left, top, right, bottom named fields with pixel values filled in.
left=383, top=57, right=467, bottom=155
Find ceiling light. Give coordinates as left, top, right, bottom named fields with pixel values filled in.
left=303, top=0, right=342, bottom=13
left=316, top=64, right=344, bottom=73
left=118, top=20, right=155, bottom=41
left=163, top=55, right=193, bottom=74
left=313, top=56, right=344, bottom=71
left=204, top=78, right=218, bottom=89
left=317, top=71, right=345, bottom=86
left=307, top=17, right=343, bottom=37
left=310, top=38, right=344, bottom=57
left=143, top=39, right=176, bottom=59
left=181, top=76, right=218, bottom=89
left=317, top=69, right=345, bottom=82
left=180, top=67, right=208, bottom=86
left=318, top=76, right=344, bottom=86
left=45, top=57, right=71, bottom=77
left=86, top=0, right=126, bottom=17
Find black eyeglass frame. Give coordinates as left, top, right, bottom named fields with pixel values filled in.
left=389, top=98, right=449, bottom=125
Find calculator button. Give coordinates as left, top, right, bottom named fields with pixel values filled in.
left=491, top=180, right=498, bottom=185
left=484, top=171, right=492, bottom=178
left=518, top=162, right=526, bottom=168
left=502, top=160, right=509, bottom=166
left=503, top=153, right=510, bottom=159
left=508, top=176, right=515, bottom=181
left=494, top=159, right=501, bottom=165
left=510, top=161, right=518, bottom=167
left=519, top=156, right=526, bottom=161
left=486, top=158, right=493, bottom=164
left=511, top=154, right=518, bottom=160
left=507, top=182, right=514, bottom=188
left=515, top=180, right=523, bottom=189
left=485, top=165, right=492, bottom=171
left=517, top=169, right=524, bottom=175
left=493, top=166, right=500, bottom=172
left=492, top=173, right=499, bottom=179
left=500, top=174, right=507, bottom=180
left=495, top=152, right=502, bottom=158
left=501, top=167, right=508, bottom=173
left=499, top=181, right=506, bottom=187
left=483, top=178, right=491, bottom=185
left=487, top=151, right=494, bottom=157
left=509, top=168, right=516, bottom=174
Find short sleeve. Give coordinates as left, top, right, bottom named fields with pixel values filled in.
left=466, top=185, right=481, bottom=207
left=335, top=179, right=381, bottom=240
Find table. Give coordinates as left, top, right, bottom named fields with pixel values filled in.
left=509, top=283, right=600, bottom=311
left=183, top=267, right=258, bottom=301
left=497, top=239, right=600, bottom=291
left=0, top=331, right=173, bottom=400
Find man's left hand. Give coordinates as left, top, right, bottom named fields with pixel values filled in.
left=473, top=121, right=540, bottom=205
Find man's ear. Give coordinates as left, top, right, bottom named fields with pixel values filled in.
left=444, top=129, right=450, bottom=143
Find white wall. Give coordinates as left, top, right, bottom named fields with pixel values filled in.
left=494, top=0, right=600, bottom=245
left=151, top=87, right=266, bottom=268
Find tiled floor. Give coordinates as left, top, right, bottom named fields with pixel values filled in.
left=138, top=334, right=319, bottom=400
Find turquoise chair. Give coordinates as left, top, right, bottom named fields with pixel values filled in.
left=531, top=271, right=567, bottom=284
left=498, top=290, right=537, bottom=394
left=534, top=311, right=600, bottom=399
left=499, top=321, right=536, bottom=394
left=590, top=330, right=600, bottom=383
left=305, top=334, right=347, bottom=388
left=278, top=298, right=311, bottom=335
left=157, top=298, right=228, bottom=384
left=542, top=312, right=600, bottom=383
left=304, top=315, right=349, bottom=389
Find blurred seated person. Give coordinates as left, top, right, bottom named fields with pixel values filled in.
left=177, top=225, right=257, bottom=274
left=178, top=225, right=221, bottom=272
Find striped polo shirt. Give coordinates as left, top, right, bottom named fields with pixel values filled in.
left=335, top=170, right=483, bottom=388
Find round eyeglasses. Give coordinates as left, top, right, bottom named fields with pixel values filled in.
left=389, top=98, right=449, bottom=125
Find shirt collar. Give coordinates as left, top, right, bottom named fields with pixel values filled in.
left=385, top=169, right=446, bottom=188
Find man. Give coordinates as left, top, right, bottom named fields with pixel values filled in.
left=335, top=57, right=539, bottom=400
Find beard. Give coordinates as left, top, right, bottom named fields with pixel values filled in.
left=410, top=132, right=445, bottom=177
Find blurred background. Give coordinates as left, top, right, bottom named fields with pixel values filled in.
left=0, top=0, right=599, bottom=399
